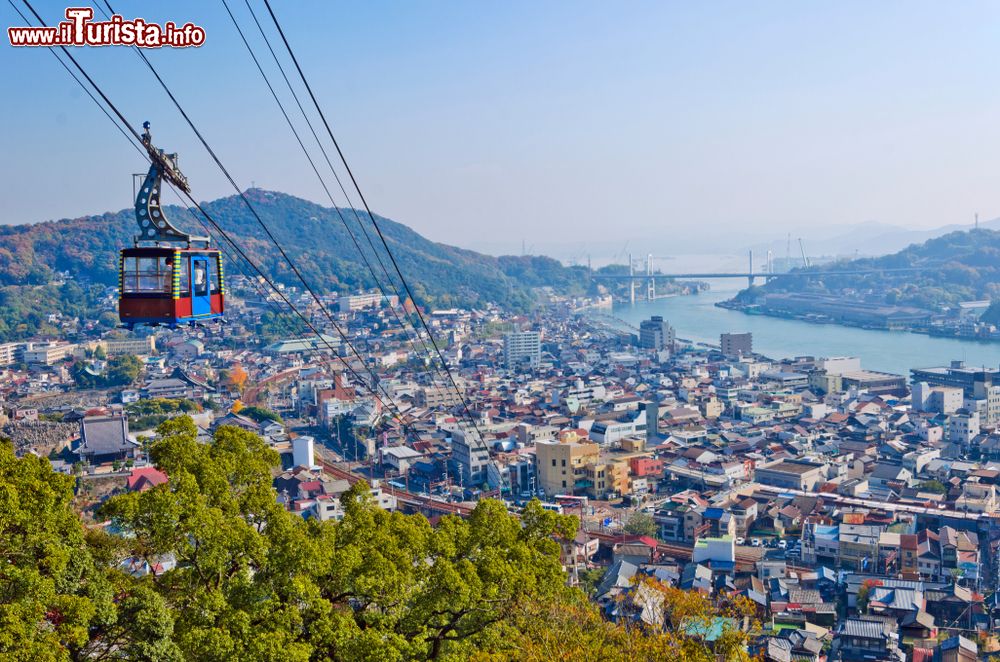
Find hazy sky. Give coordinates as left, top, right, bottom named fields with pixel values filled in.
left=3, top=1, right=1000, bottom=255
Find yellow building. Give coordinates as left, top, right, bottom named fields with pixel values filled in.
left=584, top=459, right=630, bottom=500
left=535, top=431, right=600, bottom=497
left=701, top=397, right=724, bottom=419
left=535, top=430, right=632, bottom=499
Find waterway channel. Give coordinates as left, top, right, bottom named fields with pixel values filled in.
left=596, top=256, right=1000, bottom=376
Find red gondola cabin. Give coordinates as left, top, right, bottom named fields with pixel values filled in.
left=119, top=247, right=224, bottom=328
left=118, top=123, right=226, bottom=329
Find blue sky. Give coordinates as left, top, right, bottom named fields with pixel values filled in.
left=3, top=1, right=1000, bottom=255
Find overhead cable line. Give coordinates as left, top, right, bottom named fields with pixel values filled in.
left=220, top=0, right=482, bottom=436
left=94, top=0, right=413, bottom=428
left=19, top=0, right=414, bottom=435
left=263, top=0, right=490, bottom=448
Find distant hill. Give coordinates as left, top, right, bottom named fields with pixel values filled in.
left=0, top=189, right=598, bottom=341
left=745, top=218, right=1000, bottom=262
left=733, top=228, right=1000, bottom=310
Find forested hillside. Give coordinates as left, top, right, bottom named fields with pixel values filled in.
left=0, top=190, right=596, bottom=340
left=735, top=229, right=1000, bottom=310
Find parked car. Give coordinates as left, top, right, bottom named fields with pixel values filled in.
left=778, top=540, right=787, bottom=549
left=735, top=537, right=746, bottom=546
left=751, top=538, right=762, bottom=547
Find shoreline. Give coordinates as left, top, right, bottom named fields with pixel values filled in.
left=715, top=299, right=1000, bottom=345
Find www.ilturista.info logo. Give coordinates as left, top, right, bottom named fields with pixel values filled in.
left=8, top=7, right=205, bottom=48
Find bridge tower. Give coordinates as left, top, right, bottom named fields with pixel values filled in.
left=748, top=250, right=755, bottom=288
left=628, top=253, right=635, bottom=304
left=646, top=253, right=655, bottom=300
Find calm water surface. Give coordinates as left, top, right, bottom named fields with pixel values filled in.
left=596, top=255, right=1000, bottom=375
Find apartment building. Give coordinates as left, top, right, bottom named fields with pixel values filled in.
left=0, top=342, right=21, bottom=366
left=416, top=385, right=464, bottom=409
left=582, top=459, right=629, bottom=500
left=912, top=382, right=963, bottom=414
left=101, top=336, right=156, bottom=356
left=639, top=316, right=674, bottom=351
left=451, top=429, right=491, bottom=488
left=534, top=431, right=600, bottom=497
left=948, top=410, right=980, bottom=445
left=504, top=331, right=541, bottom=369
left=720, top=332, right=752, bottom=358
left=23, top=342, right=78, bottom=366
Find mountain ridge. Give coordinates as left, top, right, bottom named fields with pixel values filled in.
left=0, top=187, right=592, bottom=300
left=0, top=189, right=598, bottom=341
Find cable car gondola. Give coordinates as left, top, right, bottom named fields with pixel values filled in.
left=119, top=123, right=224, bottom=328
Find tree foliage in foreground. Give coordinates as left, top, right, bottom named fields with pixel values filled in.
left=0, top=418, right=754, bottom=661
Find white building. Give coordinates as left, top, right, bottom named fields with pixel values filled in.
left=338, top=291, right=398, bottom=312
left=912, top=382, right=963, bottom=414
left=380, top=445, right=423, bottom=473
left=589, top=410, right=647, bottom=446
left=102, top=336, right=156, bottom=356
left=24, top=342, right=77, bottom=366
left=818, top=356, right=862, bottom=376
left=0, top=342, right=21, bottom=366
left=292, top=435, right=317, bottom=469
left=504, top=331, right=541, bottom=369
left=691, top=536, right=735, bottom=564
left=948, top=410, right=980, bottom=445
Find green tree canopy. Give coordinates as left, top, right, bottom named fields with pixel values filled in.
left=0, top=419, right=755, bottom=661
left=72, top=354, right=143, bottom=389
left=919, top=479, right=948, bottom=495
left=623, top=511, right=658, bottom=538
left=0, top=440, right=181, bottom=661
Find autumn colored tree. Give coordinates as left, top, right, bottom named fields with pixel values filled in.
left=857, top=578, right=883, bottom=614
left=228, top=364, right=248, bottom=393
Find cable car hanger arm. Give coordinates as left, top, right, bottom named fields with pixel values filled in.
left=134, top=121, right=207, bottom=245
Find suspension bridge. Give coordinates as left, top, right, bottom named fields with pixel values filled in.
left=589, top=251, right=924, bottom=303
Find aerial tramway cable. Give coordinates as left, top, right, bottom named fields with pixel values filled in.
left=17, top=0, right=416, bottom=436
left=262, top=0, right=493, bottom=452
left=220, top=0, right=486, bottom=440
left=90, top=0, right=416, bottom=428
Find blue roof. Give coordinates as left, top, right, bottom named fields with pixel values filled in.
left=704, top=507, right=725, bottom=520
left=684, top=617, right=736, bottom=642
